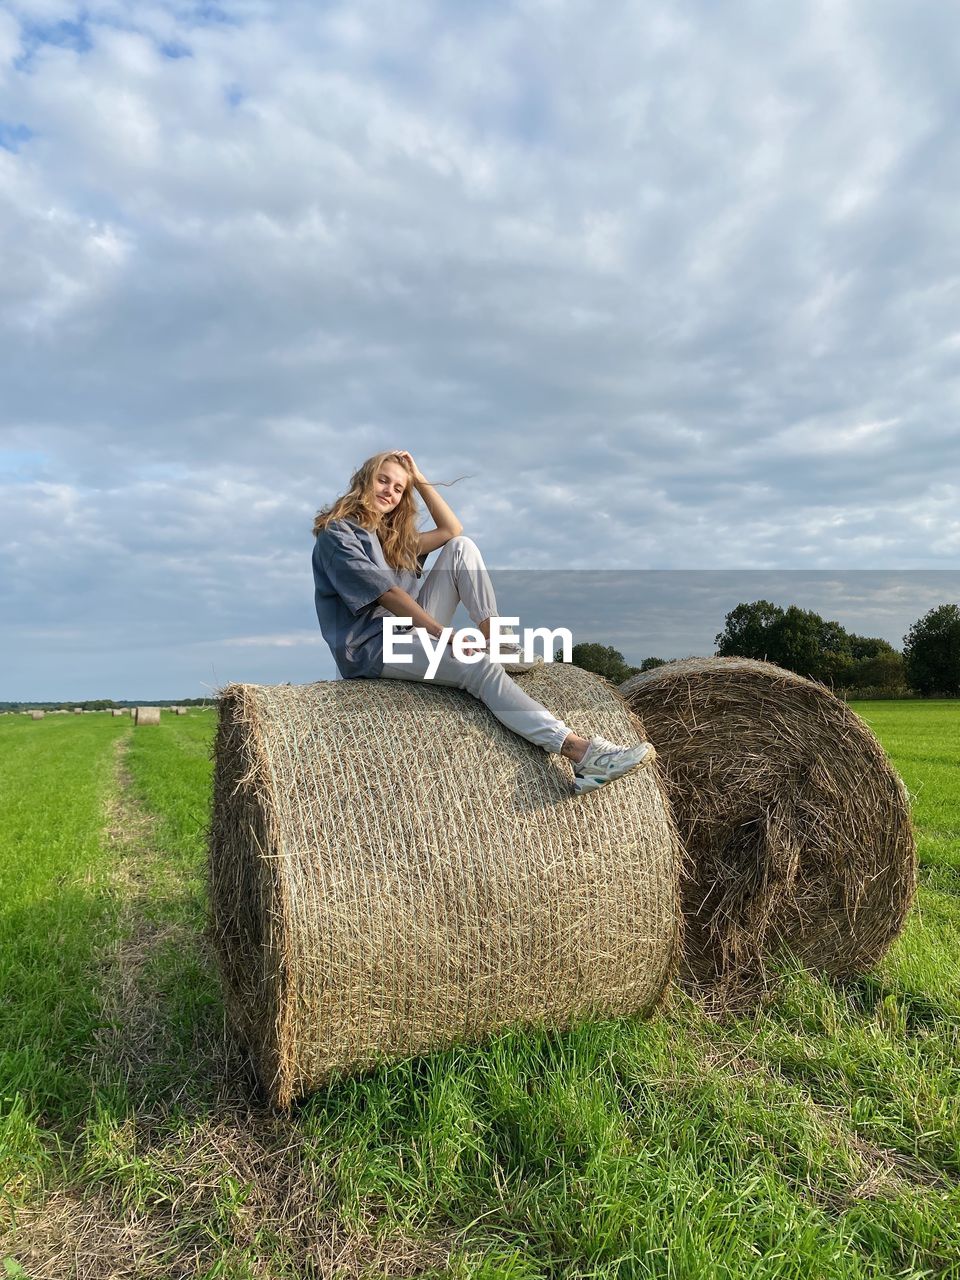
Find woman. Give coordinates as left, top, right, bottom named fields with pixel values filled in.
left=311, top=449, right=656, bottom=794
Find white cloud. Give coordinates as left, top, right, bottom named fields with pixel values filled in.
left=223, top=630, right=324, bottom=647
left=2, top=0, right=959, bottom=696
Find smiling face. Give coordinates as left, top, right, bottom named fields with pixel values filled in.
left=372, top=459, right=408, bottom=515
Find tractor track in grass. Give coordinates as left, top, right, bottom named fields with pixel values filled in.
left=5, top=732, right=457, bottom=1280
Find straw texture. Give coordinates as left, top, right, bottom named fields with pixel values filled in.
left=620, top=657, right=916, bottom=992
left=209, top=664, right=681, bottom=1106
left=134, top=707, right=161, bottom=726
left=30, top=710, right=45, bottom=720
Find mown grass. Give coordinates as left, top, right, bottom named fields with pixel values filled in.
left=0, top=715, right=127, bottom=1171
left=1, top=702, right=958, bottom=1278
left=851, top=702, right=960, bottom=1021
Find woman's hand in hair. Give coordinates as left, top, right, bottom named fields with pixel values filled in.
left=392, top=450, right=425, bottom=484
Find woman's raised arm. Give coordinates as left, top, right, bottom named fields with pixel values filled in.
left=393, top=450, right=463, bottom=553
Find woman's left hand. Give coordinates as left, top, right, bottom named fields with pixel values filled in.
left=392, top=450, right=425, bottom=484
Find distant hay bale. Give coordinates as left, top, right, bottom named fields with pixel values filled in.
left=619, top=658, right=916, bottom=993
left=30, top=710, right=45, bottom=720
left=73, top=708, right=83, bottom=714
left=209, top=665, right=681, bottom=1106
left=111, top=709, right=124, bottom=717
left=134, top=707, right=161, bottom=725
left=176, top=707, right=187, bottom=716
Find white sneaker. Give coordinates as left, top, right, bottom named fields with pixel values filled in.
left=501, top=650, right=545, bottom=673
left=495, top=630, right=544, bottom=672
left=572, top=736, right=657, bottom=794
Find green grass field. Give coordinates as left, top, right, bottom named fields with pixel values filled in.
left=1, top=702, right=958, bottom=1278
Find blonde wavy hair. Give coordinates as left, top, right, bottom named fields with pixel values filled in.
left=312, top=451, right=425, bottom=573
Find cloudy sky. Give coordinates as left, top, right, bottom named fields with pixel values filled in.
left=2, top=0, right=958, bottom=699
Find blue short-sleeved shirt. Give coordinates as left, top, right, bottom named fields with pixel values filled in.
left=313, top=518, right=427, bottom=678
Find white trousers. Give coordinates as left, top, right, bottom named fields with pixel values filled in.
left=379, top=536, right=573, bottom=754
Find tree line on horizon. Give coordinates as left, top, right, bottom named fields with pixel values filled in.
left=0, top=697, right=217, bottom=713
left=6, top=603, right=958, bottom=709
left=563, top=601, right=960, bottom=697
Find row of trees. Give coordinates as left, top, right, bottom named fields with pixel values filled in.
left=562, top=602, right=960, bottom=696
left=714, top=601, right=960, bottom=695
left=552, top=644, right=665, bottom=687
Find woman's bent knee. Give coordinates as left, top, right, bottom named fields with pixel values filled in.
left=442, top=534, right=479, bottom=558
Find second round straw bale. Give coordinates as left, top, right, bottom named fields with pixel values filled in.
left=209, top=664, right=681, bottom=1106
left=620, top=657, right=916, bottom=991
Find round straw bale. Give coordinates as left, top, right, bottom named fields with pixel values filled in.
left=134, top=707, right=161, bottom=725
left=209, top=664, right=681, bottom=1106
left=619, top=657, right=916, bottom=993
left=111, top=709, right=124, bottom=717
left=176, top=707, right=187, bottom=716
left=30, top=710, right=45, bottom=720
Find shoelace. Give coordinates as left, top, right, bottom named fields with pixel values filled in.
left=579, top=739, right=627, bottom=771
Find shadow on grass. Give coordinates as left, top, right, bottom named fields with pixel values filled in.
left=830, top=971, right=960, bottom=1036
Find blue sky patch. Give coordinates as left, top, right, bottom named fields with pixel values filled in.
left=186, top=3, right=242, bottom=29
left=159, top=39, right=193, bottom=60
left=0, top=122, right=33, bottom=153
left=0, top=450, right=49, bottom=480
left=14, top=18, right=93, bottom=71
